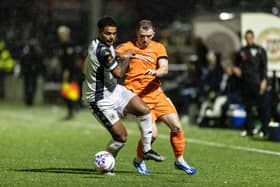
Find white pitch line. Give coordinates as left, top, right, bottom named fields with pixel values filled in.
left=2, top=110, right=280, bottom=157
left=156, top=134, right=280, bottom=156
left=188, top=138, right=280, bottom=156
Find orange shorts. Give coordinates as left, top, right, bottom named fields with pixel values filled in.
left=140, top=89, right=177, bottom=123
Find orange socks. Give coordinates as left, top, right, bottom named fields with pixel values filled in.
left=170, top=130, right=185, bottom=158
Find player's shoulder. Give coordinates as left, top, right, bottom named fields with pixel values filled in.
left=151, top=40, right=162, bottom=45
left=89, top=39, right=99, bottom=48
left=99, top=46, right=112, bottom=58
left=116, top=41, right=135, bottom=49
left=91, top=41, right=111, bottom=58
left=151, top=40, right=165, bottom=48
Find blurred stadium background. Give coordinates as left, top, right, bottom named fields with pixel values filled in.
left=0, top=0, right=280, bottom=125
left=1, top=1, right=280, bottom=185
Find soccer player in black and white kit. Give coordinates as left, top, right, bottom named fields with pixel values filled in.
left=83, top=17, right=164, bottom=175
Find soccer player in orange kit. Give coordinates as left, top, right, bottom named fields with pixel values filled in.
left=116, top=19, right=196, bottom=175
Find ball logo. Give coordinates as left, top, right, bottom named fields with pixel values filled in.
left=257, top=28, right=280, bottom=62
left=95, top=154, right=107, bottom=169
left=94, top=151, right=115, bottom=172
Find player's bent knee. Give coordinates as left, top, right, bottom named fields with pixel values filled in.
left=170, top=126, right=182, bottom=133
left=134, top=106, right=150, bottom=117
left=113, top=134, right=127, bottom=143
left=137, top=97, right=150, bottom=115
left=141, top=106, right=150, bottom=115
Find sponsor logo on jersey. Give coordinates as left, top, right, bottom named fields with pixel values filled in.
left=134, top=53, right=154, bottom=62
left=107, top=55, right=113, bottom=63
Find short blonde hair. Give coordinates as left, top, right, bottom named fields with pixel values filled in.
left=136, top=19, right=155, bottom=31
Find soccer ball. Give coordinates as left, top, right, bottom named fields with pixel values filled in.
left=93, top=151, right=115, bottom=172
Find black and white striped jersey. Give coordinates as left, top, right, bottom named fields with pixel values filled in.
left=82, top=39, right=118, bottom=102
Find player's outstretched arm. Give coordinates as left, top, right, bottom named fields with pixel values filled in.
left=145, top=58, right=168, bottom=78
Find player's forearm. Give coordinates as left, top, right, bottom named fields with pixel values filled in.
left=145, top=66, right=168, bottom=77
left=112, top=61, right=128, bottom=78
left=155, top=66, right=168, bottom=77
left=155, top=58, right=169, bottom=77
left=119, top=60, right=129, bottom=76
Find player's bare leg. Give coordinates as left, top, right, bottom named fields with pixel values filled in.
left=102, top=121, right=127, bottom=175
left=106, top=121, right=127, bottom=157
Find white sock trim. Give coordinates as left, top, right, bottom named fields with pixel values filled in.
left=106, top=139, right=125, bottom=157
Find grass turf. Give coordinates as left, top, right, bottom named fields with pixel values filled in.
left=0, top=101, right=280, bottom=187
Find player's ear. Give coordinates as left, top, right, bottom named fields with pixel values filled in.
left=151, top=32, right=155, bottom=39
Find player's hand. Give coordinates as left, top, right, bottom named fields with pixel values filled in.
left=145, top=69, right=156, bottom=76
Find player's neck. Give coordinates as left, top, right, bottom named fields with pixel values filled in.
left=135, top=41, right=148, bottom=49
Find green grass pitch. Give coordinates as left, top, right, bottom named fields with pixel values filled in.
left=0, top=101, right=280, bottom=187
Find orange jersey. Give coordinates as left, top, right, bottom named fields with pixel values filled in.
left=116, top=41, right=176, bottom=122
left=116, top=40, right=168, bottom=97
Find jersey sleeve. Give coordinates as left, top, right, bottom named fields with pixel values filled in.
left=97, top=46, right=118, bottom=71
left=115, top=43, right=128, bottom=54
left=156, top=43, right=168, bottom=60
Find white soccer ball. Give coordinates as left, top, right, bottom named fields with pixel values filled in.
left=93, top=151, right=115, bottom=172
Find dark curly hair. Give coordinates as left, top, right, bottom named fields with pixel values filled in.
left=97, top=16, right=117, bottom=31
